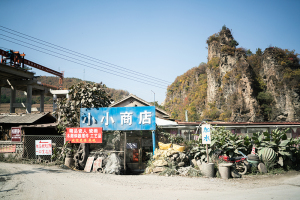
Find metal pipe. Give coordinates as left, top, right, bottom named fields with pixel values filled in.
left=151, top=90, right=156, bottom=156
left=151, top=90, right=155, bottom=106
left=124, top=132, right=127, bottom=174
left=152, top=130, right=156, bottom=156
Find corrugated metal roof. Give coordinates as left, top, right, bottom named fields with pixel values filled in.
left=19, top=122, right=59, bottom=128
left=177, top=121, right=300, bottom=126
left=0, top=113, right=55, bottom=124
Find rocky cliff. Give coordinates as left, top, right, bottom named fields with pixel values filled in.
left=164, top=26, right=300, bottom=122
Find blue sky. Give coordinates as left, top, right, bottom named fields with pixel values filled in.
left=1, top=0, right=299, bottom=104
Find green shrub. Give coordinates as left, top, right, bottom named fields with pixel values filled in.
left=257, top=92, right=274, bottom=120
left=159, top=167, right=177, bottom=176
left=236, top=48, right=247, bottom=54
left=222, top=24, right=227, bottom=31
left=206, top=33, right=220, bottom=44
left=256, top=48, right=263, bottom=56
left=187, top=168, right=202, bottom=177
left=221, top=45, right=235, bottom=56
left=230, top=39, right=239, bottom=47
left=246, top=49, right=253, bottom=56
left=207, top=57, right=220, bottom=69
left=273, top=47, right=299, bottom=67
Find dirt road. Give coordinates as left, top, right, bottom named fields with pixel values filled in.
left=0, top=162, right=299, bottom=200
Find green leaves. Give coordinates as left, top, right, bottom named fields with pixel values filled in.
left=157, top=131, right=184, bottom=144
left=56, top=82, right=112, bottom=128
left=279, top=139, right=290, bottom=147
left=180, top=127, right=299, bottom=169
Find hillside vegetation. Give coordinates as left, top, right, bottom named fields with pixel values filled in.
left=164, top=26, right=300, bottom=122
left=1, top=76, right=129, bottom=104
left=164, top=63, right=207, bottom=121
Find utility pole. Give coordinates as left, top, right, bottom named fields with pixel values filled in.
left=151, top=90, right=156, bottom=156
left=151, top=90, right=155, bottom=106
left=83, top=69, right=85, bottom=82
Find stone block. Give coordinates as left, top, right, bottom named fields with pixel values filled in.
left=191, top=159, right=197, bottom=167
left=258, top=163, right=267, bottom=173
left=153, top=167, right=165, bottom=173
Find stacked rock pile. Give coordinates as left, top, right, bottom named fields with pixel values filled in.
left=145, top=143, right=200, bottom=176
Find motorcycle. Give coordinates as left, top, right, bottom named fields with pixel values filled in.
left=219, top=151, right=249, bottom=175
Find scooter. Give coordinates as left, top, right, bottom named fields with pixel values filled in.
left=219, top=151, right=249, bottom=175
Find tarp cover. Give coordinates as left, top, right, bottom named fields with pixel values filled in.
left=156, top=118, right=178, bottom=126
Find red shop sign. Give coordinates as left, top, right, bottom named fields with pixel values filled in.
left=66, top=127, right=103, bottom=143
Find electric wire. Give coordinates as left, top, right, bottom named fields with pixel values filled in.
left=0, top=25, right=172, bottom=85
left=0, top=34, right=169, bottom=88
left=0, top=28, right=170, bottom=85
left=0, top=46, right=10, bottom=50
left=0, top=32, right=170, bottom=88
left=0, top=37, right=167, bottom=90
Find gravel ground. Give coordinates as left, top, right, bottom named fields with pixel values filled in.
left=0, top=162, right=300, bottom=200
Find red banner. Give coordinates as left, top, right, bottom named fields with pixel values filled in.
left=66, top=127, right=102, bottom=143
left=0, top=145, right=16, bottom=153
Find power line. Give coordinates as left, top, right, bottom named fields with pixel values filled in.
left=0, top=25, right=172, bottom=85
left=0, top=37, right=168, bottom=90
left=0, top=46, right=10, bottom=50
left=0, top=33, right=169, bottom=88
left=0, top=27, right=170, bottom=85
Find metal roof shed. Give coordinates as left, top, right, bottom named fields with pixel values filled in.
left=0, top=113, right=58, bottom=138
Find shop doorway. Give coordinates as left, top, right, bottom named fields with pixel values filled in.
left=125, top=131, right=152, bottom=172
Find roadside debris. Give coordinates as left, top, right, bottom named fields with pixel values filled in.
left=145, top=143, right=197, bottom=177
left=103, top=153, right=122, bottom=175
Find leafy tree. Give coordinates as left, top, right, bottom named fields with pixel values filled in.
left=1, top=94, right=10, bottom=103
left=257, top=92, right=274, bottom=120
left=149, top=101, right=165, bottom=110
left=56, top=82, right=112, bottom=128
left=222, top=24, right=227, bottom=31
left=206, top=33, right=219, bottom=44
left=246, top=49, right=253, bottom=56
left=230, top=39, right=239, bottom=47
left=256, top=48, right=263, bottom=56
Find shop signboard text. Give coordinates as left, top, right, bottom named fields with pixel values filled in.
left=11, top=127, right=21, bottom=142
left=35, top=140, right=52, bottom=155
left=66, top=127, right=103, bottom=143
left=80, top=106, right=156, bottom=131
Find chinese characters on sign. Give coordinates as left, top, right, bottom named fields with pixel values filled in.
left=0, top=145, right=16, bottom=153
left=92, top=158, right=103, bottom=172
left=11, top=127, right=21, bottom=142
left=66, top=127, right=103, bottom=143
left=35, top=140, right=52, bottom=155
left=80, top=106, right=156, bottom=130
left=84, top=157, right=94, bottom=172
left=202, top=124, right=211, bottom=144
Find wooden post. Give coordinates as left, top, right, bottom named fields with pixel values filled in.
left=40, top=91, right=45, bottom=112
left=206, top=144, right=209, bottom=163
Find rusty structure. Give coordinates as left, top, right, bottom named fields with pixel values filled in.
left=0, top=48, right=64, bottom=113
left=0, top=49, right=63, bottom=89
